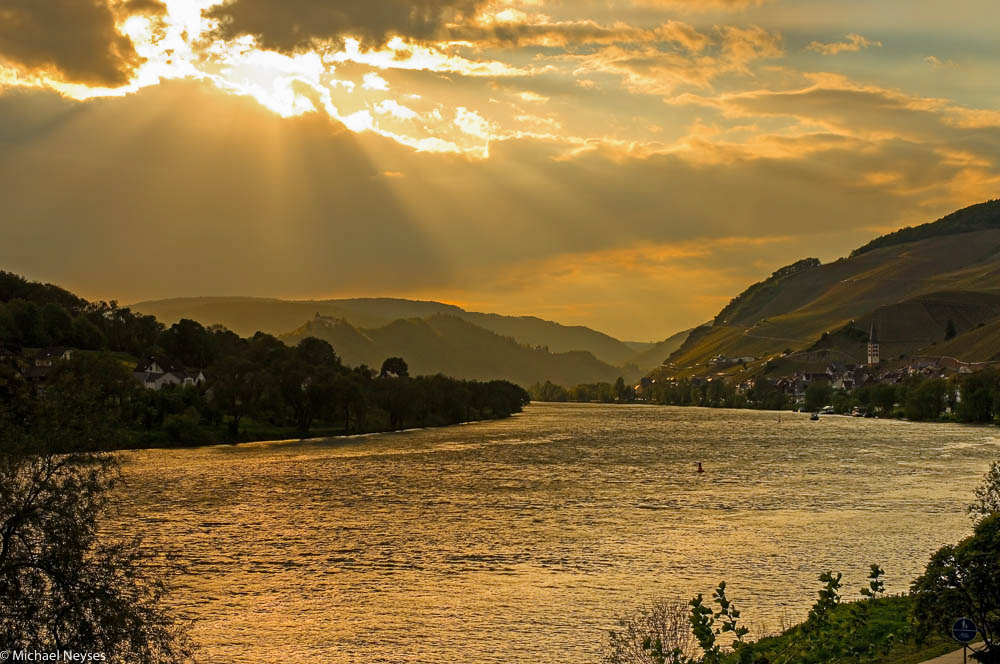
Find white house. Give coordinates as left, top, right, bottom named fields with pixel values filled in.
left=133, top=357, right=206, bottom=391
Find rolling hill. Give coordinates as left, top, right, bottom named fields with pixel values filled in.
left=281, top=313, right=633, bottom=387
left=629, top=327, right=698, bottom=369
left=662, top=199, right=1000, bottom=373
left=132, top=296, right=648, bottom=368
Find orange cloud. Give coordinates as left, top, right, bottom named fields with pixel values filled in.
left=563, top=24, right=781, bottom=95
left=807, top=33, right=881, bottom=55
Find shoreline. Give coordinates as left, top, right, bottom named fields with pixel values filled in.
left=528, top=399, right=1000, bottom=427
left=107, top=409, right=523, bottom=453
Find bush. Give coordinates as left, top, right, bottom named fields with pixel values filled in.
left=163, top=406, right=207, bottom=445
left=603, top=599, right=698, bottom=664
left=911, top=514, right=1000, bottom=661
left=969, top=460, right=1000, bottom=521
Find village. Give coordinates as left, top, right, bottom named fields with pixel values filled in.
left=638, top=325, right=1000, bottom=416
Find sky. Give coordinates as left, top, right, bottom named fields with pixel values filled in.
left=0, top=0, right=998, bottom=340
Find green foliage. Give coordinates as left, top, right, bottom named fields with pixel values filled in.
left=163, top=406, right=208, bottom=444
left=902, top=378, right=946, bottom=421
left=0, top=374, right=191, bottom=660
left=380, top=356, right=409, bottom=378
left=158, top=318, right=218, bottom=368
left=615, top=376, right=635, bottom=402
left=945, top=319, right=957, bottom=341
left=969, top=460, right=1000, bottom=521
left=956, top=369, right=1000, bottom=423
left=0, top=270, right=88, bottom=311
left=688, top=583, right=752, bottom=664
left=606, top=569, right=915, bottom=664
left=804, top=381, right=834, bottom=412
left=911, top=513, right=1000, bottom=659
left=646, top=378, right=743, bottom=409
left=529, top=380, right=569, bottom=402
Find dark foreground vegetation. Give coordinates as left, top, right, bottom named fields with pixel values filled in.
left=0, top=270, right=529, bottom=450
left=603, top=462, right=1000, bottom=664
left=1, top=366, right=193, bottom=660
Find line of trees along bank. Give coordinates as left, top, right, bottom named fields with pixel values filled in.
left=1, top=342, right=529, bottom=451
left=534, top=370, right=1000, bottom=424
left=0, top=272, right=529, bottom=450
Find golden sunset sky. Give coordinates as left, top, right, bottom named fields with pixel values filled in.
left=1, top=0, right=998, bottom=339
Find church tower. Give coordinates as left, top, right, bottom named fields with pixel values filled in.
left=867, top=323, right=880, bottom=366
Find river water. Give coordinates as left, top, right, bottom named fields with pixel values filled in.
left=112, top=403, right=1000, bottom=663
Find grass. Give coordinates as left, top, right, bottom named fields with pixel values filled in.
left=715, top=595, right=962, bottom=664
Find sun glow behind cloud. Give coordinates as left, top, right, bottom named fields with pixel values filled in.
left=4, top=0, right=997, bottom=168
left=2, top=0, right=1000, bottom=336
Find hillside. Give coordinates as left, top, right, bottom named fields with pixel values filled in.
left=281, top=313, right=633, bottom=387
left=851, top=198, right=1000, bottom=257
left=662, top=200, right=1000, bottom=374
left=129, top=297, right=408, bottom=336
left=630, top=327, right=697, bottom=369
left=132, top=296, right=640, bottom=366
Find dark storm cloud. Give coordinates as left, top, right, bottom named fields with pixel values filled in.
left=205, top=0, right=487, bottom=50
left=0, top=0, right=159, bottom=86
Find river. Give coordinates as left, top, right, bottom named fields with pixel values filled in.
left=112, top=403, right=1000, bottom=663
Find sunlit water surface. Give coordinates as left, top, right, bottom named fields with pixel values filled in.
left=111, top=403, right=1000, bottom=663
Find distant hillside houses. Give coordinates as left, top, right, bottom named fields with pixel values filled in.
left=133, top=357, right=206, bottom=391
left=707, top=354, right=756, bottom=368
left=21, top=347, right=76, bottom=388
left=0, top=345, right=208, bottom=392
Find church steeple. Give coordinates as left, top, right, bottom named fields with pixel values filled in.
left=867, top=322, right=880, bottom=366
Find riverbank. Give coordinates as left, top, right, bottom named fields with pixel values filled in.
left=530, top=397, right=998, bottom=429
left=121, top=410, right=523, bottom=451
left=532, top=368, right=1000, bottom=425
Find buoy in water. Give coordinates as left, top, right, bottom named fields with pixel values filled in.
left=696, top=462, right=705, bottom=474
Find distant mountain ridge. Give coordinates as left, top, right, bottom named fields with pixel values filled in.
left=281, top=313, right=632, bottom=387
left=132, top=296, right=667, bottom=369
left=661, top=199, right=1000, bottom=374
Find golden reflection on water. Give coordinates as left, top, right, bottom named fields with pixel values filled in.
left=111, top=404, right=1000, bottom=663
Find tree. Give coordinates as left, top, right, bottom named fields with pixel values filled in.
left=969, top=460, right=1000, bottom=522
left=296, top=336, right=340, bottom=368
left=210, top=356, right=266, bottom=436
left=872, top=384, right=898, bottom=416
left=71, top=314, right=106, bottom=350
left=912, top=514, right=1000, bottom=661
left=958, top=370, right=999, bottom=423
left=904, top=378, right=946, bottom=421
left=158, top=318, right=216, bottom=368
left=380, top=356, right=409, bottom=378
left=614, top=376, right=635, bottom=403
left=945, top=319, right=957, bottom=341
left=804, top=381, right=834, bottom=412
left=41, top=302, right=73, bottom=345
left=0, top=373, right=191, bottom=660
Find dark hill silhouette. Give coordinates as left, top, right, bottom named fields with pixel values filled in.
left=132, top=296, right=643, bottom=366
left=281, top=313, right=632, bottom=387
